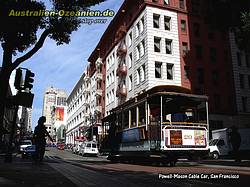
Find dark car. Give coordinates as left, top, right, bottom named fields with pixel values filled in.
left=22, top=145, right=36, bottom=159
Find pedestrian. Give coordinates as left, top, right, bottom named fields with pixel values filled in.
left=229, top=126, right=241, bottom=162
left=33, top=116, right=53, bottom=162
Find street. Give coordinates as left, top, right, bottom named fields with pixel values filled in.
left=43, top=148, right=250, bottom=187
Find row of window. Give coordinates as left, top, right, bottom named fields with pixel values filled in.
left=193, top=45, right=218, bottom=63
left=68, top=82, right=90, bottom=109
left=241, top=96, right=249, bottom=113
left=128, top=62, right=175, bottom=92
left=107, top=52, right=115, bottom=70
left=128, top=65, right=146, bottom=91
left=154, top=37, right=173, bottom=54
left=106, top=71, right=115, bottom=88
left=155, top=62, right=174, bottom=79
left=67, top=109, right=90, bottom=130
left=153, top=13, right=187, bottom=33
left=106, top=89, right=115, bottom=105
left=128, top=16, right=145, bottom=48
left=135, top=40, right=145, bottom=61
left=153, top=13, right=171, bottom=31
left=135, top=17, right=145, bottom=39
left=239, top=74, right=250, bottom=90
left=57, top=97, right=67, bottom=106
left=237, top=52, right=250, bottom=67
left=193, top=22, right=216, bottom=40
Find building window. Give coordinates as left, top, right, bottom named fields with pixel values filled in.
left=128, top=32, right=132, bottom=47
left=164, top=0, right=169, bottom=5
left=242, top=96, right=248, bottom=112
left=214, top=94, right=221, bottom=110
left=107, top=58, right=110, bottom=70
left=112, top=71, right=115, bottom=83
left=136, top=45, right=140, bottom=60
left=210, top=48, right=217, bottom=63
left=139, top=17, right=144, bottom=33
left=182, top=42, right=188, bottom=56
left=184, top=66, right=189, bottom=79
left=193, top=23, right=200, bottom=37
left=129, top=75, right=132, bottom=91
left=135, top=23, right=140, bottom=38
left=165, top=39, right=172, bottom=54
left=164, top=16, right=171, bottom=30
left=107, top=75, right=110, bottom=87
left=136, top=69, right=140, bottom=85
left=129, top=53, right=132, bottom=68
left=239, top=74, right=245, bottom=89
left=154, top=37, right=161, bottom=52
left=140, top=40, right=145, bottom=57
left=112, top=89, right=115, bottom=102
left=107, top=93, right=109, bottom=105
left=141, top=64, right=146, bottom=82
left=155, top=62, right=162, bottom=78
left=237, top=52, right=242, bottom=66
left=248, top=75, right=250, bottom=89
left=197, top=68, right=204, bottom=84
left=246, top=54, right=249, bottom=67
left=181, top=20, right=186, bottom=32
left=153, top=14, right=160, bottom=28
left=212, top=71, right=219, bottom=86
left=191, top=0, right=200, bottom=15
left=152, top=0, right=158, bottom=3
left=167, top=63, right=174, bottom=80
left=195, top=45, right=203, bottom=59
left=179, top=0, right=185, bottom=9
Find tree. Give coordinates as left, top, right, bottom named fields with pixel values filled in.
left=0, top=0, right=106, bottom=145
left=235, top=12, right=250, bottom=52
left=199, top=0, right=250, bottom=51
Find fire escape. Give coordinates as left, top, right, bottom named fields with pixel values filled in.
left=115, top=25, right=128, bottom=105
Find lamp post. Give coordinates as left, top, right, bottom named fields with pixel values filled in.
left=89, top=112, right=96, bottom=141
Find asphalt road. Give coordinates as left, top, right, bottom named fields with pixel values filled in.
left=43, top=148, right=250, bottom=187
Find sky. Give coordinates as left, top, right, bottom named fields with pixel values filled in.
left=0, top=0, right=123, bottom=130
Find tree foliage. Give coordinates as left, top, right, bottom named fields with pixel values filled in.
left=0, top=0, right=105, bottom=56
left=199, top=0, right=250, bottom=51
left=235, top=12, right=250, bottom=52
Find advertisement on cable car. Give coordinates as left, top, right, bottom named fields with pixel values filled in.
left=165, top=129, right=206, bottom=147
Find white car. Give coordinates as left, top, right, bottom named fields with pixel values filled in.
left=79, top=141, right=99, bottom=156
left=19, top=140, right=32, bottom=153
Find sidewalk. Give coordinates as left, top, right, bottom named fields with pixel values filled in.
left=0, top=153, right=76, bottom=187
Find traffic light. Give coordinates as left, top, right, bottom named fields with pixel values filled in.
left=14, top=68, right=22, bottom=90
left=24, top=70, right=35, bottom=90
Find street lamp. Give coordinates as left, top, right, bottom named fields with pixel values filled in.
left=89, top=112, right=96, bottom=141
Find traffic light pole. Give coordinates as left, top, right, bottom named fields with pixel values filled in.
left=4, top=103, right=19, bottom=163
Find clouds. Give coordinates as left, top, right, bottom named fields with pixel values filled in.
left=0, top=0, right=123, bottom=129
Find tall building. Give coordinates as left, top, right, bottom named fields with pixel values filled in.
left=66, top=66, right=104, bottom=145
left=229, top=31, right=250, bottom=126
left=42, top=86, right=67, bottom=141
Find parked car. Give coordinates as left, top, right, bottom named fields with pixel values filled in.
left=19, top=140, right=32, bottom=153
left=79, top=141, right=99, bottom=156
left=22, top=145, right=36, bottom=159
left=209, top=128, right=250, bottom=159
left=57, top=143, right=65, bottom=150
